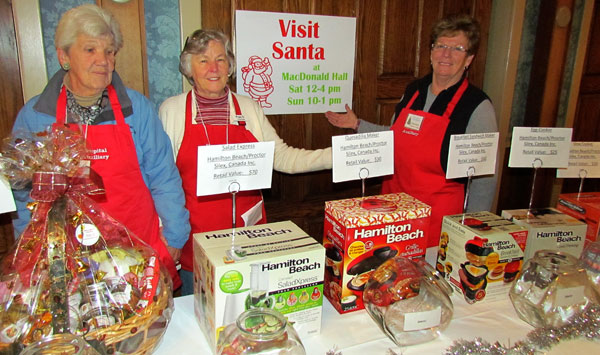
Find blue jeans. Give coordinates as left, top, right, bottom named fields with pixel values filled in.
left=179, top=269, right=194, bottom=296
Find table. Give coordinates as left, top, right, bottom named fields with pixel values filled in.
left=154, top=292, right=599, bottom=354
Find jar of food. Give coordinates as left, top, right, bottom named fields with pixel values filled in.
left=510, top=249, right=600, bottom=328
left=362, top=256, right=454, bottom=346
left=217, top=308, right=305, bottom=355
left=20, top=333, right=100, bottom=355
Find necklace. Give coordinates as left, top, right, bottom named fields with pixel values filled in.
left=66, top=90, right=105, bottom=125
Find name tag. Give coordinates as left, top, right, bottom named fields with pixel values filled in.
left=235, top=115, right=246, bottom=126
left=404, top=113, right=424, bottom=131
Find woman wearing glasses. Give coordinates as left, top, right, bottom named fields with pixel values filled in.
left=325, top=14, right=497, bottom=252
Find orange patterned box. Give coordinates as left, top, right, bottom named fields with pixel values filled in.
left=323, top=192, right=431, bottom=314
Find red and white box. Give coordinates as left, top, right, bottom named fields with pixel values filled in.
left=323, top=192, right=431, bottom=314
left=556, top=192, right=600, bottom=243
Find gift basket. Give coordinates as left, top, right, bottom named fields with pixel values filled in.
left=0, top=127, right=173, bottom=354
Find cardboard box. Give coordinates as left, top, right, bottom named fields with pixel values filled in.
left=323, top=192, right=431, bottom=313
left=502, top=207, right=587, bottom=260
left=193, top=221, right=324, bottom=353
left=556, top=192, right=600, bottom=243
left=438, top=211, right=528, bottom=305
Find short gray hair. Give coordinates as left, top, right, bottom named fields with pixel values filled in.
left=430, top=14, right=480, bottom=56
left=180, top=29, right=236, bottom=86
left=55, top=4, right=123, bottom=53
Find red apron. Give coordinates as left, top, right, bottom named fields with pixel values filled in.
left=382, top=80, right=469, bottom=248
left=177, top=92, right=267, bottom=271
left=55, top=85, right=181, bottom=288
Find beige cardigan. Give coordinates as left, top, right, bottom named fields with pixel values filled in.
left=159, top=90, right=332, bottom=174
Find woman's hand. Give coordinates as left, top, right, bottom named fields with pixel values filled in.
left=325, top=104, right=359, bottom=130
left=160, top=230, right=182, bottom=265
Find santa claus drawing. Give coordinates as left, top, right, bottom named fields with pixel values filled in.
left=241, top=55, right=274, bottom=108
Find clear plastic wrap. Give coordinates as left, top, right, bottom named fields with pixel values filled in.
left=363, top=256, right=454, bottom=346
left=0, top=127, right=173, bottom=354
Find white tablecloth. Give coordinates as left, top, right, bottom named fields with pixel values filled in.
left=154, top=292, right=596, bottom=354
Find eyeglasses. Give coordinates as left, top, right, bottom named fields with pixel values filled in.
left=431, top=43, right=468, bottom=53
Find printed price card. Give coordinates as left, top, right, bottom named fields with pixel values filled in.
left=332, top=131, right=394, bottom=183
left=197, top=142, right=275, bottom=196
left=508, top=127, right=572, bottom=168
left=446, top=132, right=499, bottom=179
left=0, top=176, right=16, bottom=214
left=555, top=286, right=585, bottom=307
left=403, top=307, right=442, bottom=331
left=557, top=142, right=600, bottom=178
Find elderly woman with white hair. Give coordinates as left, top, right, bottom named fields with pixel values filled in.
left=159, top=29, right=332, bottom=295
left=11, top=4, right=190, bottom=289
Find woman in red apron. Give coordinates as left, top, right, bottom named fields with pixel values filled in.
left=54, top=85, right=181, bottom=288
left=11, top=5, right=188, bottom=289
left=325, top=14, right=497, bottom=255
left=160, top=29, right=332, bottom=295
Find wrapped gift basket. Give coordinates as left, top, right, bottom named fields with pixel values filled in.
left=0, top=127, right=173, bottom=354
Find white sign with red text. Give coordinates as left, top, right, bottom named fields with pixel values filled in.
left=235, top=10, right=356, bottom=115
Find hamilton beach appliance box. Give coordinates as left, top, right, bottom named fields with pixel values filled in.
left=501, top=208, right=587, bottom=260
left=438, top=211, right=528, bottom=305
left=323, top=192, right=431, bottom=314
left=556, top=192, right=600, bottom=243
left=193, top=221, right=325, bottom=353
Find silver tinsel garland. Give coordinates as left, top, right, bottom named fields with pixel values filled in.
left=445, top=304, right=600, bottom=354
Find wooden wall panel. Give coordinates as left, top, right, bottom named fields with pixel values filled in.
left=100, top=0, right=149, bottom=96
left=0, top=0, right=23, bottom=258
left=202, top=0, right=492, bottom=241
left=380, top=2, right=419, bottom=76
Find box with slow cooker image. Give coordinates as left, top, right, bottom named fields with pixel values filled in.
left=193, top=221, right=324, bottom=353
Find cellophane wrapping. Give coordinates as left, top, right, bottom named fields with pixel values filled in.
left=0, top=127, right=173, bottom=354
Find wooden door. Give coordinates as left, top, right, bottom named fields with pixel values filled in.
left=563, top=0, right=600, bottom=194
left=201, top=0, right=492, bottom=241
left=0, top=0, right=23, bottom=257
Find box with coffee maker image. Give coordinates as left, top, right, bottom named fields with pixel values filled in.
left=193, top=221, right=325, bottom=353
left=437, top=211, right=529, bottom=305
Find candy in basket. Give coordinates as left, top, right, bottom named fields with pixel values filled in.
left=0, top=127, right=173, bottom=354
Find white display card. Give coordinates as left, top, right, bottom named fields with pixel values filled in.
left=446, top=132, right=499, bottom=179
left=196, top=142, right=275, bottom=196
left=556, top=142, right=600, bottom=178
left=403, top=307, right=442, bottom=332
left=508, top=127, right=572, bottom=168
left=331, top=131, right=394, bottom=183
left=0, top=176, right=16, bottom=214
